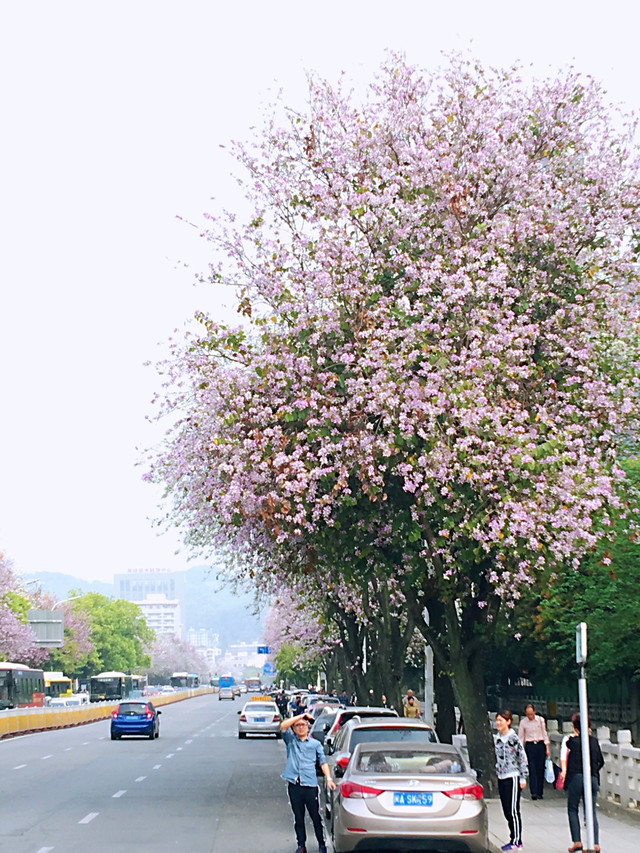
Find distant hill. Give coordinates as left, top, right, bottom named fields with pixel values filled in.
left=21, top=566, right=265, bottom=649
left=21, top=572, right=114, bottom=599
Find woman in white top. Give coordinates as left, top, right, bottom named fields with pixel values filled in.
left=518, top=703, right=550, bottom=800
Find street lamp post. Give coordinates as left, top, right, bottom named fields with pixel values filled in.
left=576, top=622, right=595, bottom=853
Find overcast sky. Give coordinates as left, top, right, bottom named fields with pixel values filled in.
left=1, top=1, right=638, bottom=584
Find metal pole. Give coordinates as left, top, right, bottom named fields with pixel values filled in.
left=578, top=664, right=595, bottom=852
left=424, top=645, right=434, bottom=726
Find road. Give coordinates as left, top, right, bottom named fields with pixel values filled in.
left=0, top=694, right=299, bottom=853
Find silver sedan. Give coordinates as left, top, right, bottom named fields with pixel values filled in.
left=237, top=700, right=282, bottom=739
left=329, top=741, right=488, bottom=853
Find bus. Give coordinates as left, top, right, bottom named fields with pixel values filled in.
left=44, top=671, right=73, bottom=702
left=89, top=671, right=133, bottom=703
left=245, top=677, right=262, bottom=692
left=130, top=674, right=148, bottom=697
left=219, top=674, right=234, bottom=689
left=0, top=662, right=45, bottom=710
left=170, top=672, right=200, bottom=689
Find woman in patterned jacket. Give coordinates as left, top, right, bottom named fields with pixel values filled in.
left=494, top=709, right=529, bottom=851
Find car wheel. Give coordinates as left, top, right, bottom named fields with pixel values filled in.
left=238, top=731, right=246, bottom=739
left=149, top=729, right=155, bottom=740
left=275, top=731, right=282, bottom=739
left=111, top=731, right=118, bottom=740
left=155, top=728, right=160, bottom=738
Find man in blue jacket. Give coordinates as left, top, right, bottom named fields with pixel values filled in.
left=281, top=712, right=336, bottom=853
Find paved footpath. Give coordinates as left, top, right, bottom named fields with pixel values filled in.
left=486, top=789, right=639, bottom=853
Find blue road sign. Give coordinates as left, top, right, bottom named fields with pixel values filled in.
left=257, top=645, right=271, bottom=654
left=263, top=662, right=276, bottom=675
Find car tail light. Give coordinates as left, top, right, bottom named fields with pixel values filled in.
left=340, top=781, right=384, bottom=799
left=336, top=756, right=350, bottom=770
left=272, top=714, right=280, bottom=722
left=111, top=709, right=119, bottom=719
left=444, top=783, right=484, bottom=800
left=239, top=714, right=247, bottom=722
left=146, top=709, right=154, bottom=720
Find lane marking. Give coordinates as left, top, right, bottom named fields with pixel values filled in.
left=65, top=747, right=73, bottom=751
left=185, top=739, right=193, bottom=744
left=79, top=812, right=98, bottom=824
left=82, top=741, right=90, bottom=745
left=165, top=753, right=174, bottom=759
left=41, top=755, right=52, bottom=760
left=14, top=764, right=27, bottom=770
left=177, top=747, right=183, bottom=751
left=135, top=776, right=147, bottom=782
left=112, top=790, right=127, bottom=798
left=153, top=764, right=161, bottom=770
left=36, top=847, right=55, bottom=852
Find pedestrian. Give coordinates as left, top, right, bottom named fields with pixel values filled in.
left=518, top=703, right=550, bottom=800
left=404, top=695, right=421, bottom=718
left=338, top=689, right=349, bottom=706
left=280, top=712, right=336, bottom=853
left=494, top=709, right=528, bottom=851
left=559, top=712, right=605, bottom=853
left=276, top=690, right=289, bottom=718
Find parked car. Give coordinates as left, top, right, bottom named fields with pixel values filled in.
left=322, top=716, right=438, bottom=819
left=323, top=706, right=399, bottom=747
left=218, top=686, right=235, bottom=701
left=329, top=741, right=487, bottom=853
left=310, top=707, right=341, bottom=744
left=110, top=701, right=161, bottom=740
left=237, top=699, right=282, bottom=739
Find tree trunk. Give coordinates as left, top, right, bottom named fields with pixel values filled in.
left=435, top=671, right=457, bottom=743
left=448, top=644, right=497, bottom=796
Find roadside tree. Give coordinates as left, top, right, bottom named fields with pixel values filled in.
left=147, top=56, right=640, bottom=790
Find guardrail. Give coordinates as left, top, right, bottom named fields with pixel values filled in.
left=0, top=687, right=213, bottom=739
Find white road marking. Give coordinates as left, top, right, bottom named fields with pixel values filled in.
left=41, top=755, right=52, bottom=760
left=176, top=747, right=183, bottom=751
left=65, top=747, right=73, bottom=751
left=78, top=812, right=98, bottom=824
left=36, top=847, right=55, bottom=852
left=185, top=739, right=193, bottom=744
left=112, top=790, right=127, bottom=798
left=165, top=753, right=174, bottom=759
left=135, top=776, right=147, bottom=782
left=13, top=764, right=27, bottom=770
left=82, top=741, right=90, bottom=745
left=153, top=764, right=161, bottom=770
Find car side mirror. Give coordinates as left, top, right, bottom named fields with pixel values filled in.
left=472, top=768, right=482, bottom=781
left=157, top=710, right=162, bottom=715
left=237, top=710, right=241, bottom=715
left=334, top=763, right=345, bottom=778
left=325, top=736, right=334, bottom=752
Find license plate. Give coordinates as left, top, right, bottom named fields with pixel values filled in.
left=393, top=792, right=433, bottom=807
left=254, top=717, right=266, bottom=722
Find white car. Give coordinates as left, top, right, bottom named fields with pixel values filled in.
left=237, top=700, right=282, bottom=739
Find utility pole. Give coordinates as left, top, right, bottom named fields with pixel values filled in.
left=576, top=622, right=595, bottom=853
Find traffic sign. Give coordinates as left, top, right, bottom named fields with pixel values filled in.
left=263, top=662, right=276, bottom=675
left=257, top=645, right=271, bottom=654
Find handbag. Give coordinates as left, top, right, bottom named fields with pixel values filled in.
left=544, top=757, right=555, bottom=784
left=555, top=771, right=565, bottom=790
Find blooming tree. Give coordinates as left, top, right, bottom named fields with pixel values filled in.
left=147, top=56, right=640, bottom=788
left=0, top=551, right=49, bottom=665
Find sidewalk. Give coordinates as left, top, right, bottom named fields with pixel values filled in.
left=486, top=788, right=639, bottom=853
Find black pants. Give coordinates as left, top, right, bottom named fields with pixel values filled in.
left=498, top=776, right=523, bottom=845
left=524, top=741, right=546, bottom=798
left=287, top=782, right=326, bottom=848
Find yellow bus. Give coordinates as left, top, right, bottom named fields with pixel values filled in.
left=44, top=671, right=73, bottom=701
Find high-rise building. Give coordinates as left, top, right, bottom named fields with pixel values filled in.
left=114, top=568, right=186, bottom=638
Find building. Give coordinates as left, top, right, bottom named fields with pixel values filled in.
left=114, top=569, right=186, bottom=639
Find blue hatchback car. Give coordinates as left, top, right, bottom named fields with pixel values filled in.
left=111, top=700, right=161, bottom=740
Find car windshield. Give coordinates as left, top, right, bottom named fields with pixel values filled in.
left=350, top=727, right=437, bottom=748
left=118, top=703, right=149, bottom=714
left=246, top=703, right=274, bottom=712
left=357, top=747, right=464, bottom=775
